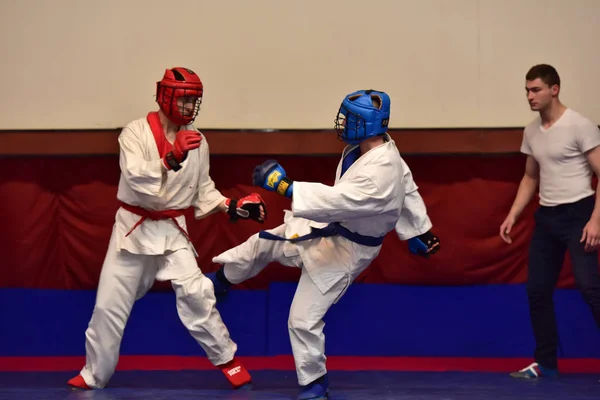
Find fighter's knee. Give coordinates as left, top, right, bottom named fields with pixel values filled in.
left=88, top=303, right=125, bottom=331
left=172, top=271, right=214, bottom=299
left=288, top=316, right=302, bottom=334
left=288, top=312, right=313, bottom=334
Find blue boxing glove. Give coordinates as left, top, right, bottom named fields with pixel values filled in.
left=408, top=231, right=440, bottom=258
left=252, top=160, right=294, bottom=198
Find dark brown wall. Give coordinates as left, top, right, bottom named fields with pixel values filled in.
left=0, top=128, right=524, bottom=156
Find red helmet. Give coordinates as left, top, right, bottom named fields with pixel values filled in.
left=156, top=67, right=203, bottom=125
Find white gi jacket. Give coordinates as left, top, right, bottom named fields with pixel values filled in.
left=113, top=117, right=226, bottom=256
left=282, top=135, right=407, bottom=294
left=394, top=157, right=433, bottom=240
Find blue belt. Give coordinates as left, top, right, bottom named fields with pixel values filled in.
left=258, top=222, right=385, bottom=247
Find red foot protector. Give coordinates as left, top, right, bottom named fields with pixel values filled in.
left=67, top=374, right=91, bottom=390
left=219, top=357, right=252, bottom=389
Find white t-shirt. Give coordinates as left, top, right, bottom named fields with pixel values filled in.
left=521, top=108, right=600, bottom=206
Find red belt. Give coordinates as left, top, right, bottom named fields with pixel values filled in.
left=120, top=202, right=191, bottom=242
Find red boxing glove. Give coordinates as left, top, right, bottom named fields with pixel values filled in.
left=225, top=193, right=267, bottom=223
left=163, top=130, right=202, bottom=171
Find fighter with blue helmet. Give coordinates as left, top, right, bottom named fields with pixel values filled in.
left=207, top=89, right=438, bottom=399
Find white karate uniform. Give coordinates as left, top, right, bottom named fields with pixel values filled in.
left=213, top=134, right=429, bottom=386
left=395, top=157, right=433, bottom=240
left=80, top=116, right=237, bottom=389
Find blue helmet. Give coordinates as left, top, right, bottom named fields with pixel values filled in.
left=335, top=89, right=390, bottom=145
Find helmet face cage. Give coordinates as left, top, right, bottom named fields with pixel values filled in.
left=160, top=85, right=202, bottom=124
left=335, top=105, right=366, bottom=144
left=156, top=67, right=203, bottom=125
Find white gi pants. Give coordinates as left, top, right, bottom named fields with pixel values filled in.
left=217, top=224, right=350, bottom=386
left=80, top=230, right=237, bottom=389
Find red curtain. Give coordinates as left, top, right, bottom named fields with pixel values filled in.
left=0, top=154, right=583, bottom=290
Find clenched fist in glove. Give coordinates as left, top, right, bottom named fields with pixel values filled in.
left=225, top=193, right=267, bottom=223
left=252, top=160, right=294, bottom=198
left=163, top=130, right=202, bottom=171
left=408, top=231, right=440, bottom=258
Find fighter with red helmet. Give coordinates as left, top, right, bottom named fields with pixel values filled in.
left=67, top=67, right=263, bottom=391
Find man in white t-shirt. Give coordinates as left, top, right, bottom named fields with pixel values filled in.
left=499, top=64, right=600, bottom=379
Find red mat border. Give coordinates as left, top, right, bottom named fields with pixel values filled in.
left=1, top=356, right=599, bottom=373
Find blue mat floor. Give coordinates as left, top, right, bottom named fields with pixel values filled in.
left=0, top=370, right=598, bottom=399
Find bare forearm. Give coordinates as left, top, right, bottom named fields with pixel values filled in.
left=590, top=183, right=600, bottom=221
left=508, top=175, right=538, bottom=219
